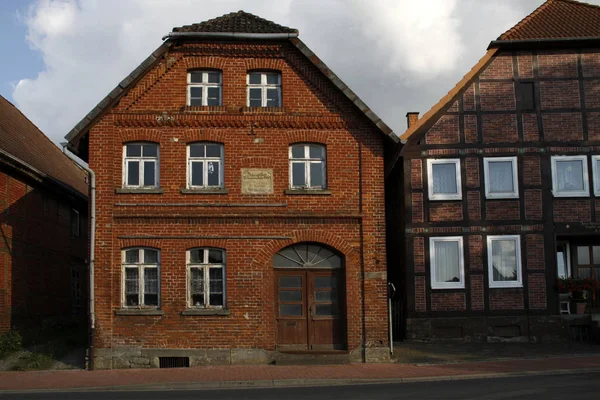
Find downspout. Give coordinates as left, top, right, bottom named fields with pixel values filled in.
left=61, top=143, right=96, bottom=364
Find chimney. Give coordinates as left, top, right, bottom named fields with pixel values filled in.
left=406, top=112, right=419, bottom=128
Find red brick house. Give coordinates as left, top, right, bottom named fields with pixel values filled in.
left=64, top=11, right=397, bottom=368
left=387, top=0, right=600, bottom=342
left=0, top=95, right=88, bottom=332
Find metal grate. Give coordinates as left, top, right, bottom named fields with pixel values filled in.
left=159, top=357, right=190, bottom=368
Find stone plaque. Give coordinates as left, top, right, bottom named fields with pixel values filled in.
left=241, top=169, right=274, bottom=194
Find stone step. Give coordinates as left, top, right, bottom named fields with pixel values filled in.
left=273, top=352, right=352, bottom=365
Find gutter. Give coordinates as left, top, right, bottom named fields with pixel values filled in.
left=162, top=31, right=298, bottom=40
left=488, top=37, right=600, bottom=50
left=61, top=143, right=96, bottom=366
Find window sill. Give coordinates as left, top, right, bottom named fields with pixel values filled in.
left=115, top=188, right=165, bottom=194
left=181, top=308, right=230, bottom=316
left=180, top=188, right=229, bottom=195
left=552, top=192, right=590, bottom=198
left=285, top=189, right=331, bottom=196
left=429, top=197, right=462, bottom=201
left=115, top=309, right=164, bottom=316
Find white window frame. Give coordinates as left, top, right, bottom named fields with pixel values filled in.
left=186, top=143, right=224, bottom=189
left=483, top=157, right=519, bottom=199
left=247, top=72, right=282, bottom=107
left=429, top=236, right=465, bottom=290
left=592, top=155, right=600, bottom=196
left=427, top=159, right=462, bottom=201
left=487, top=235, right=522, bottom=289
left=122, top=143, right=160, bottom=189
left=187, top=70, right=222, bottom=106
left=556, top=241, right=572, bottom=279
left=71, top=209, right=80, bottom=237
left=289, top=143, right=327, bottom=189
left=551, top=155, right=589, bottom=197
left=121, top=248, right=160, bottom=308
left=186, top=248, right=226, bottom=309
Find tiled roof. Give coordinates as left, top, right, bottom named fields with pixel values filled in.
left=173, top=10, right=298, bottom=34
left=0, top=96, right=87, bottom=196
left=498, top=0, right=600, bottom=41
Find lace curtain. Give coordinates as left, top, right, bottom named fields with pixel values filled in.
left=434, top=241, right=460, bottom=283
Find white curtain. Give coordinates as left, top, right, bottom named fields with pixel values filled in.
left=432, top=164, right=457, bottom=194
left=557, top=160, right=583, bottom=191
left=492, top=240, right=517, bottom=282
left=434, top=241, right=460, bottom=283
left=489, top=162, right=514, bottom=192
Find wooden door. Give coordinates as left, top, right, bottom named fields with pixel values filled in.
left=308, top=270, right=345, bottom=350
left=275, top=269, right=345, bottom=351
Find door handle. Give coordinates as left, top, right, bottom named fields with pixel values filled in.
left=309, top=305, right=315, bottom=318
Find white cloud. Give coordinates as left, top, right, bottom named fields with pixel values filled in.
left=13, top=0, right=598, bottom=143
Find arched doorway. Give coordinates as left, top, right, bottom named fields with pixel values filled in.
left=273, top=243, right=346, bottom=351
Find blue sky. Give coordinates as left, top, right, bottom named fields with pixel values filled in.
left=3, top=0, right=598, bottom=144
left=0, top=1, right=43, bottom=101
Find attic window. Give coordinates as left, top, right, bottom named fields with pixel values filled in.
left=247, top=72, right=281, bottom=107
left=517, top=82, right=535, bottom=111
left=187, top=71, right=222, bottom=106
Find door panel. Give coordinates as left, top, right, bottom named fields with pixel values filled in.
left=308, top=270, right=345, bottom=350
left=275, top=271, right=308, bottom=350
left=275, top=269, right=346, bottom=351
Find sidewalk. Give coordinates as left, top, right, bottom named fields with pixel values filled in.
left=1, top=355, right=600, bottom=392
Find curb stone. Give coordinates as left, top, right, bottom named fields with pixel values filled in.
left=1, top=367, right=600, bottom=394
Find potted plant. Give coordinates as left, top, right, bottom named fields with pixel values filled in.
left=558, top=277, right=598, bottom=314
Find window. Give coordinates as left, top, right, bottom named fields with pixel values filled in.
left=484, top=157, right=518, bottom=199
left=551, top=155, right=589, bottom=197
left=592, top=155, right=600, bottom=196
left=487, top=235, right=522, bottom=288
left=427, top=159, right=462, bottom=200
left=187, top=248, right=225, bottom=308
left=289, top=144, right=326, bottom=189
left=71, top=209, right=80, bottom=237
left=247, top=72, right=281, bottom=107
left=122, top=248, right=160, bottom=307
left=123, top=143, right=159, bottom=188
left=187, top=71, right=222, bottom=106
left=517, top=82, right=535, bottom=111
left=556, top=242, right=571, bottom=279
left=430, top=237, right=464, bottom=289
left=187, top=143, right=224, bottom=188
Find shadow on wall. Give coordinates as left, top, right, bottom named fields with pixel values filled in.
left=0, top=168, right=88, bottom=337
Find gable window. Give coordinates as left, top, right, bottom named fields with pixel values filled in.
left=187, top=248, right=225, bottom=308
left=123, top=143, right=159, bottom=188
left=517, top=82, right=536, bottom=111
left=289, top=144, right=326, bottom=189
left=247, top=72, right=281, bottom=107
left=187, top=71, right=222, bottom=106
left=187, top=143, right=224, bottom=188
left=592, top=155, right=600, bottom=196
left=430, top=237, right=464, bottom=289
left=427, top=159, right=462, bottom=201
left=71, top=209, right=80, bottom=237
left=551, top=155, right=589, bottom=197
left=122, top=248, right=160, bottom=308
left=487, top=235, right=522, bottom=288
left=484, top=157, right=519, bottom=199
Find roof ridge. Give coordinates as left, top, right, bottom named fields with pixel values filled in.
left=498, top=0, right=555, bottom=40
left=173, top=10, right=298, bottom=34
left=556, top=0, right=600, bottom=11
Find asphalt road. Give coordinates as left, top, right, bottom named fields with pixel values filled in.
left=3, top=372, right=600, bottom=400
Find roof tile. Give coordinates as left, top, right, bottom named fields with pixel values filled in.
left=173, top=10, right=298, bottom=34
left=0, top=96, right=87, bottom=195
left=498, top=0, right=600, bottom=41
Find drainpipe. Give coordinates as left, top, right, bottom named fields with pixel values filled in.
left=61, top=143, right=96, bottom=364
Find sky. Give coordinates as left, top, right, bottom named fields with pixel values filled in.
left=1, top=0, right=599, bottom=145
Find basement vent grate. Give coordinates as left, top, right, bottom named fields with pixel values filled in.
left=159, top=357, right=190, bottom=368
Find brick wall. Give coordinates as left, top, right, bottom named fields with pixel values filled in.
left=81, top=40, right=389, bottom=361
left=0, top=168, right=88, bottom=332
